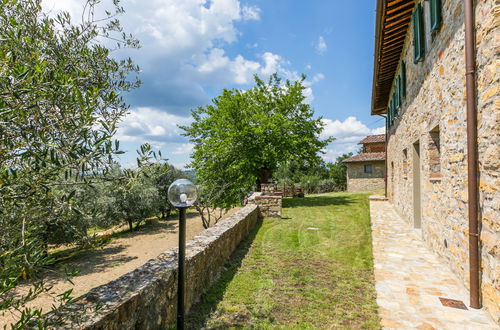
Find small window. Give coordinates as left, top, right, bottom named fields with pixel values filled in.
left=429, top=126, right=441, bottom=180
left=400, top=61, right=406, bottom=98
left=413, top=4, right=425, bottom=62
left=430, top=0, right=442, bottom=33
left=364, top=164, right=373, bottom=174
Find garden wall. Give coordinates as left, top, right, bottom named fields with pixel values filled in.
left=247, top=192, right=282, bottom=218
left=51, top=205, right=261, bottom=329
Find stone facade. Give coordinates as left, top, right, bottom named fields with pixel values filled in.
left=364, top=142, right=385, bottom=153
left=346, top=161, right=386, bottom=192
left=382, top=0, right=499, bottom=322
left=49, top=205, right=261, bottom=329
left=344, top=135, right=386, bottom=192
left=247, top=192, right=282, bottom=218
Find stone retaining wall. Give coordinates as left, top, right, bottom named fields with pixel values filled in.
left=247, top=192, right=282, bottom=218
left=51, top=205, right=261, bottom=329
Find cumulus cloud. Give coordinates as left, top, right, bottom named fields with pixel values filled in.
left=172, top=143, right=195, bottom=155
left=115, top=107, right=193, bottom=148
left=315, top=36, right=327, bottom=55
left=41, top=0, right=273, bottom=116
left=320, top=116, right=385, bottom=161
left=241, top=6, right=261, bottom=20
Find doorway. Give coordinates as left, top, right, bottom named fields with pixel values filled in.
left=412, top=141, right=421, bottom=228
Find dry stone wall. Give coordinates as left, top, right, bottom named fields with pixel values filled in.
left=50, top=205, right=261, bottom=329
left=247, top=192, right=282, bottom=218
left=385, top=0, right=499, bottom=321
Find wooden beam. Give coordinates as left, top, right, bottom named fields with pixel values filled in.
left=386, top=1, right=414, bottom=15
left=385, top=13, right=412, bottom=29
left=386, top=7, right=414, bottom=22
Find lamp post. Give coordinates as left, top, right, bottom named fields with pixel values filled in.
left=167, top=179, right=197, bottom=330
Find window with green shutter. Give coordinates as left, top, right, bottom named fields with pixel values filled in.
left=388, top=105, right=392, bottom=127
left=430, top=0, right=442, bottom=33
left=394, top=76, right=401, bottom=109
left=412, top=4, right=425, bottom=62
left=400, top=61, right=406, bottom=98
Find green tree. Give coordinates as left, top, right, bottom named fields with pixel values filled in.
left=327, top=153, right=353, bottom=191
left=181, top=74, right=333, bottom=206
left=0, top=0, right=139, bottom=326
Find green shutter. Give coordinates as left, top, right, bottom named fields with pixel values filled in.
left=401, top=61, right=407, bottom=98
left=396, top=76, right=401, bottom=110
left=388, top=105, right=392, bottom=127
left=413, top=4, right=425, bottom=63
left=430, top=0, right=442, bottom=32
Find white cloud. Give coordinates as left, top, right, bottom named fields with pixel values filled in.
left=116, top=107, right=193, bottom=148
left=305, top=64, right=312, bottom=70
left=315, top=36, right=327, bottom=55
left=41, top=0, right=271, bottom=101
left=172, top=143, right=195, bottom=155
left=242, top=6, right=261, bottom=20
left=311, top=73, right=325, bottom=83
left=320, top=116, right=385, bottom=162
left=371, top=126, right=386, bottom=135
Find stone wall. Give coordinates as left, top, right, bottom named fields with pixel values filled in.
left=247, top=192, right=282, bottom=218
left=51, top=205, right=261, bottom=329
left=346, top=161, right=385, bottom=192
left=365, top=142, right=385, bottom=153
left=385, top=0, right=499, bottom=321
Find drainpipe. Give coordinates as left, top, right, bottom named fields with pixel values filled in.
left=464, top=0, right=480, bottom=309
left=378, top=114, right=388, bottom=197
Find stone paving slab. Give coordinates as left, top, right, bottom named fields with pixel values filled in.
left=370, top=200, right=499, bottom=330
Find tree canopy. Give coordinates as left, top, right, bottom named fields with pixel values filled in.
left=0, top=0, right=140, bottom=325
left=181, top=74, right=333, bottom=201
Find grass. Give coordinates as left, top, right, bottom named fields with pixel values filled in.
left=187, top=191, right=380, bottom=329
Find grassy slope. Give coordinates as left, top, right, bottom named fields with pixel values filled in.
left=187, top=192, right=380, bottom=329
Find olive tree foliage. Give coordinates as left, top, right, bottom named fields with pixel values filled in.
left=98, top=144, right=186, bottom=231
left=0, top=0, right=139, bottom=326
left=181, top=74, right=333, bottom=210
left=195, top=182, right=233, bottom=229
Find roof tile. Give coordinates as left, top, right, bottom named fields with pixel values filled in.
left=343, top=152, right=386, bottom=163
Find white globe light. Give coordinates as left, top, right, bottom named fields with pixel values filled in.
left=168, top=179, right=197, bottom=207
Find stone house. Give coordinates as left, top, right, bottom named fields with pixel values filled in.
left=343, top=134, right=386, bottom=192
left=371, top=0, right=498, bottom=322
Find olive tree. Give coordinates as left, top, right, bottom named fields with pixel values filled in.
left=0, top=0, right=139, bottom=326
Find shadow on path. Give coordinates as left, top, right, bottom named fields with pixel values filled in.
left=186, top=217, right=263, bottom=329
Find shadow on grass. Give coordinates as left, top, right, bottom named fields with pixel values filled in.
left=283, top=194, right=356, bottom=209
left=186, top=217, right=264, bottom=329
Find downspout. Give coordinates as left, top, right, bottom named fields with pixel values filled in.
left=464, top=0, right=480, bottom=309
left=378, top=114, right=388, bottom=197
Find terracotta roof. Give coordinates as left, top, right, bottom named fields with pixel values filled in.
left=358, top=134, right=386, bottom=144
left=343, top=152, right=386, bottom=163
left=371, top=0, right=415, bottom=115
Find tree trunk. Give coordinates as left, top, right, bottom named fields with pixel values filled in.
left=256, top=167, right=273, bottom=191
left=128, top=219, right=133, bottom=231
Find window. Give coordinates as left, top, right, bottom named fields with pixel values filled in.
left=364, top=164, right=373, bottom=174
left=430, top=0, right=442, bottom=33
left=413, top=4, right=425, bottom=62
left=400, top=61, right=406, bottom=98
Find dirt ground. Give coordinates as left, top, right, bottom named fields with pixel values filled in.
left=1, top=208, right=240, bottom=327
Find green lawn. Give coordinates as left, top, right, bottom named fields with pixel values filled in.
left=187, top=192, right=380, bottom=329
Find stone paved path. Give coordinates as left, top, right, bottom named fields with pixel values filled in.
left=370, top=198, right=499, bottom=329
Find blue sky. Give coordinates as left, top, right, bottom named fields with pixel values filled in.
left=43, top=0, right=384, bottom=169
